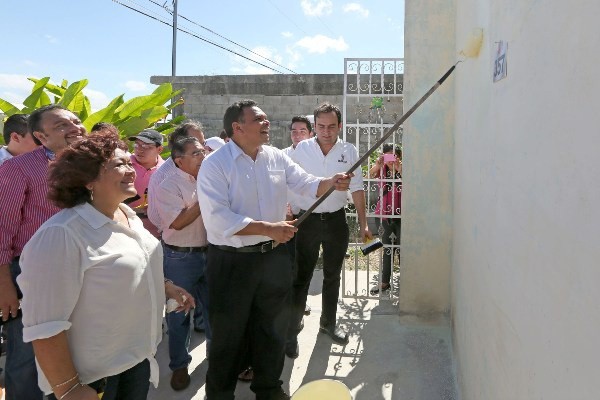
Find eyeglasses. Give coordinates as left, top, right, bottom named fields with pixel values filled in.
left=133, top=141, right=158, bottom=149
left=180, top=150, right=206, bottom=158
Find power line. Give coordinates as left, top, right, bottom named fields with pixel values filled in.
left=111, top=0, right=287, bottom=74
left=145, top=0, right=298, bottom=74
left=264, top=0, right=309, bottom=36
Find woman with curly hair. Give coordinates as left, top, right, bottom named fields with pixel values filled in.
left=17, top=131, right=194, bottom=400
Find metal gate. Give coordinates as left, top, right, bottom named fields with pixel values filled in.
left=341, top=58, right=404, bottom=301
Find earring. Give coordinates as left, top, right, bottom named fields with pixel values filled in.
left=89, top=188, right=94, bottom=202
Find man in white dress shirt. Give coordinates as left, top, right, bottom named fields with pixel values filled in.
left=197, top=99, right=352, bottom=400
left=155, top=136, right=210, bottom=391
left=286, top=103, right=371, bottom=359
left=147, top=121, right=208, bottom=333
left=281, top=115, right=312, bottom=157
left=0, top=114, right=38, bottom=166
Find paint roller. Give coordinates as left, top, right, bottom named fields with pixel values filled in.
left=293, top=29, right=484, bottom=254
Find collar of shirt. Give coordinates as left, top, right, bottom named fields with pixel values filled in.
left=131, top=154, right=163, bottom=171
left=228, top=139, right=267, bottom=162
left=173, top=165, right=197, bottom=183
left=73, top=202, right=137, bottom=230
left=43, top=146, right=55, bottom=160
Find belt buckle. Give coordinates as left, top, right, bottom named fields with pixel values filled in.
left=260, top=241, right=273, bottom=253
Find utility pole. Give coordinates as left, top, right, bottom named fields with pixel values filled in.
left=172, top=0, right=178, bottom=77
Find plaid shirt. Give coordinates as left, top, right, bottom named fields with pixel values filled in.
left=0, top=146, right=60, bottom=264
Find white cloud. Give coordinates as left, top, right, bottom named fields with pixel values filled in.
left=44, top=34, right=58, bottom=44
left=84, top=88, right=111, bottom=111
left=124, top=80, right=148, bottom=92
left=23, top=60, right=36, bottom=67
left=230, top=46, right=289, bottom=74
left=343, top=3, right=369, bottom=17
left=0, top=74, right=35, bottom=109
left=300, top=0, right=333, bottom=16
left=295, top=35, right=349, bottom=54
left=0, top=73, right=110, bottom=112
left=282, top=31, right=293, bottom=38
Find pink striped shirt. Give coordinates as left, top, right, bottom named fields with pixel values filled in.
left=0, top=146, right=60, bottom=264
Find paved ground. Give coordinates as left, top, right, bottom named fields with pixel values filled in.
left=0, top=270, right=458, bottom=400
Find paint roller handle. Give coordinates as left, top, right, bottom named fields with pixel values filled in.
left=295, top=64, right=459, bottom=227
left=438, top=65, right=456, bottom=84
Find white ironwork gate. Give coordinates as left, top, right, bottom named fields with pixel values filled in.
left=341, top=58, right=404, bottom=302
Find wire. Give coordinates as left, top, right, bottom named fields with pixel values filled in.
left=145, top=0, right=298, bottom=74
left=111, top=0, right=287, bottom=74
left=264, top=0, right=309, bottom=36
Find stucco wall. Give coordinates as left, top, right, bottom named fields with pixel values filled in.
left=450, top=1, right=600, bottom=399
left=400, top=0, right=456, bottom=313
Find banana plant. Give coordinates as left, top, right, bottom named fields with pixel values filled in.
left=0, top=77, right=185, bottom=141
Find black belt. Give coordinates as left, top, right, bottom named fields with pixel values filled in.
left=212, top=240, right=276, bottom=253
left=163, top=242, right=208, bottom=253
left=298, top=208, right=345, bottom=221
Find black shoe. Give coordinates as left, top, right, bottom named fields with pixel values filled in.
left=319, top=325, right=349, bottom=344
left=170, top=367, right=190, bottom=391
left=285, top=341, right=299, bottom=359
left=303, top=304, right=311, bottom=315
left=256, top=387, right=290, bottom=400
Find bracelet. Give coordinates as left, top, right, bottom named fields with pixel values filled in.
left=58, top=382, right=83, bottom=400
left=164, top=278, right=173, bottom=285
left=52, top=373, right=79, bottom=389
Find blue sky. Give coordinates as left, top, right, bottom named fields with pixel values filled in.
left=1, top=0, right=404, bottom=110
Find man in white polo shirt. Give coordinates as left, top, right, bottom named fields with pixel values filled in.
left=286, top=103, right=371, bottom=359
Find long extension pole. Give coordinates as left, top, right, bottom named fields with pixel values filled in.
left=294, top=63, right=458, bottom=227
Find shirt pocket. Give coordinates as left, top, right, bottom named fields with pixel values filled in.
left=266, top=170, right=287, bottom=214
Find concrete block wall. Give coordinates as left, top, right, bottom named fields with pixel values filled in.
left=151, top=75, right=345, bottom=149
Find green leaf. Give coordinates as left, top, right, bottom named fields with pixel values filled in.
left=83, top=94, right=124, bottom=132
left=80, top=96, right=92, bottom=122
left=114, top=94, right=155, bottom=119
left=140, top=105, right=169, bottom=124
left=0, top=98, right=21, bottom=116
left=119, top=116, right=158, bottom=139
left=155, top=115, right=186, bottom=132
left=22, top=77, right=50, bottom=110
left=29, top=78, right=65, bottom=98
left=59, top=80, right=88, bottom=109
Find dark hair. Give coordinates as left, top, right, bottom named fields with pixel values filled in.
left=48, top=132, right=128, bottom=209
left=168, top=120, right=204, bottom=149
left=314, top=102, right=342, bottom=124
left=91, top=122, right=119, bottom=135
left=290, top=115, right=312, bottom=132
left=3, top=114, right=29, bottom=144
left=171, top=136, right=200, bottom=161
left=395, top=147, right=402, bottom=159
left=219, top=129, right=227, bottom=140
left=28, top=104, right=69, bottom=145
left=223, top=99, right=257, bottom=138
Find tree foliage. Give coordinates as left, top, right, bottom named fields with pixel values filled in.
left=0, top=77, right=185, bottom=141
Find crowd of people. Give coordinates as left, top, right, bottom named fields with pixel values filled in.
left=0, top=99, right=401, bottom=400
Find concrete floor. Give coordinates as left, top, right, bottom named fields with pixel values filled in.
left=0, top=270, right=458, bottom=400
left=148, top=270, right=458, bottom=400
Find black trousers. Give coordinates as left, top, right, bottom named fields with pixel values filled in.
left=205, top=245, right=292, bottom=400
left=288, top=209, right=349, bottom=342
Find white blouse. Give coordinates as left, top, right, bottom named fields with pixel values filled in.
left=17, top=202, right=165, bottom=395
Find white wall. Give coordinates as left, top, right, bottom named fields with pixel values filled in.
left=400, top=0, right=456, bottom=314
left=451, top=1, right=600, bottom=399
